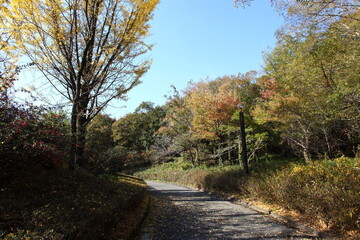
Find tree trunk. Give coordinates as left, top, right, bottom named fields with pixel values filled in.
left=322, top=127, right=332, bottom=158
left=188, top=149, right=195, bottom=166
left=227, top=133, right=231, bottom=164
left=69, top=94, right=90, bottom=170
left=194, top=147, right=199, bottom=166
left=76, top=114, right=87, bottom=167
left=218, top=135, right=224, bottom=167
left=303, top=133, right=312, bottom=163
left=213, top=146, right=218, bottom=165
left=69, top=104, right=77, bottom=171
left=303, top=147, right=311, bottom=163
left=238, top=138, right=241, bottom=165
left=218, top=141, right=223, bottom=167
left=76, top=94, right=90, bottom=167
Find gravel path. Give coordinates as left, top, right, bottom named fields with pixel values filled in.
left=138, top=181, right=320, bottom=240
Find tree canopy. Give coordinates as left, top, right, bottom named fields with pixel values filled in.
left=0, top=0, right=159, bottom=168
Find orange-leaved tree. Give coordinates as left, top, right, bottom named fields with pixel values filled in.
left=185, top=79, right=239, bottom=141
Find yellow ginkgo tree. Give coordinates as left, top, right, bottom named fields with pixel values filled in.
left=0, top=0, right=159, bottom=169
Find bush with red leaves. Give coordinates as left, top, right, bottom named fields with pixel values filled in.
left=0, top=92, right=70, bottom=169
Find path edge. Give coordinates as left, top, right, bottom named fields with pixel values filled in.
left=127, top=193, right=152, bottom=240
left=145, top=180, right=330, bottom=239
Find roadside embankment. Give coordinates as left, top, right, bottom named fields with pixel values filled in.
left=0, top=166, right=148, bottom=239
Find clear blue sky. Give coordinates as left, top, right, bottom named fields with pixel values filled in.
left=16, top=0, right=284, bottom=119
left=107, top=0, right=283, bottom=118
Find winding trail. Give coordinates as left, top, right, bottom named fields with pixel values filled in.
left=138, top=181, right=320, bottom=240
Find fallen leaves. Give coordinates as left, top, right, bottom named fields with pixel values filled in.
left=0, top=167, right=147, bottom=239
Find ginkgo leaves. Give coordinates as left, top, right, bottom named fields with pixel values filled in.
left=0, top=0, right=159, bottom=168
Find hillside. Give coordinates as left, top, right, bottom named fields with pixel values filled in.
left=0, top=166, right=147, bottom=240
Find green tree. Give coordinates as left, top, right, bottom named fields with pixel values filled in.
left=0, top=0, right=159, bottom=169
left=85, top=114, right=115, bottom=158
left=254, top=19, right=360, bottom=161
left=112, top=101, right=165, bottom=153
left=157, top=86, right=199, bottom=165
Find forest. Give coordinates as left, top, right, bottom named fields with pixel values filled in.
left=87, top=9, right=360, bottom=171
left=0, top=0, right=359, bottom=239
left=82, top=1, right=360, bottom=237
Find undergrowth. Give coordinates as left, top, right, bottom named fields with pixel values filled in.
left=0, top=166, right=147, bottom=240
left=135, top=156, right=360, bottom=238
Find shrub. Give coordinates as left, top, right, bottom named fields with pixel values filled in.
left=85, top=146, right=128, bottom=174
left=251, top=157, right=360, bottom=232
left=85, top=114, right=115, bottom=160
left=202, top=166, right=245, bottom=193
left=0, top=100, right=70, bottom=170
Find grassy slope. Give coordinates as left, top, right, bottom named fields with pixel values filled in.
left=135, top=157, right=360, bottom=239
left=0, top=166, right=147, bottom=240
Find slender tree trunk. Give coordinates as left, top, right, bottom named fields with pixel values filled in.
left=227, top=133, right=231, bottom=164
left=194, top=147, right=199, bottom=166
left=213, top=146, right=218, bottom=165
left=218, top=140, right=223, bottom=167
left=297, top=120, right=312, bottom=163
left=239, top=111, right=248, bottom=174
left=303, top=148, right=311, bottom=163
left=238, top=137, right=241, bottom=165
left=188, top=149, right=195, bottom=166
left=322, top=127, right=332, bottom=158
left=303, top=133, right=312, bottom=163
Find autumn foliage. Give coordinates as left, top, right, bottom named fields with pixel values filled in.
left=186, top=79, right=239, bottom=140
left=0, top=94, right=70, bottom=169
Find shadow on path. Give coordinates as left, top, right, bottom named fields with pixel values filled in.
left=138, top=181, right=320, bottom=240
